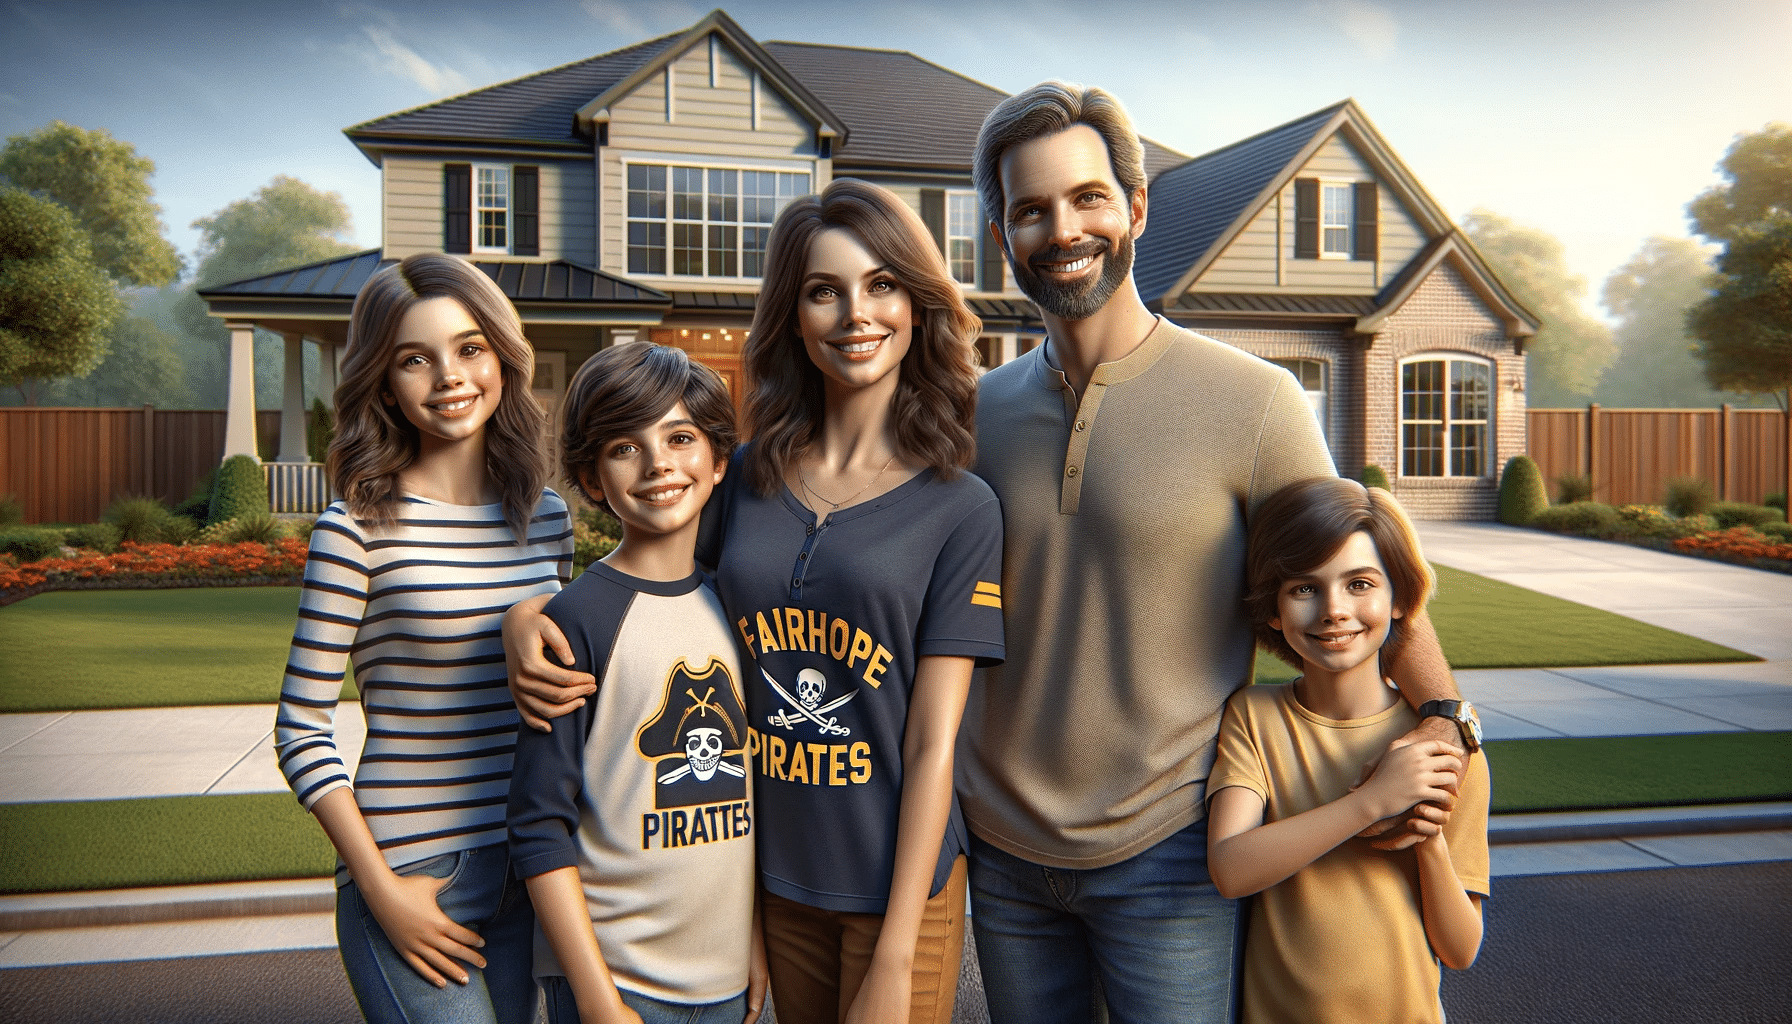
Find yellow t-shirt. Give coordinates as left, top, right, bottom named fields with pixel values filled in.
left=1209, top=683, right=1491, bottom=1024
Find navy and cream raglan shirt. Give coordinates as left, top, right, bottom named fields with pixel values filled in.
left=508, top=561, right=754, bottom=1005
left=703, top=447, right=1005, bottom=914
left=276, top=492, right=572, bottom=884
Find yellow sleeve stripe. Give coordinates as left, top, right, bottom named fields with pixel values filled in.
left=974, top=581, right=1002, bottom=596
left=971, top=594, right=1002, bottom=609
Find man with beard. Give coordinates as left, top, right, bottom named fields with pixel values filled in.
left=958, top=81, right=1471, bottom=1024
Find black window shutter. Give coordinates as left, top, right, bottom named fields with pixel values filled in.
left=1294, top=178, right=1319, bottom=260
left=980, top=221, right=1004, bottom=292
left=1353, top=181, right=1378, bottom=262
left=443, top=163, right=471, bottom=254
left=514, top=166, right=540, bottom=257
left=920, top=189, right=946, bottom=256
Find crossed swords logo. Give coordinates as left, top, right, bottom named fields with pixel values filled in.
left=656, top=686, right=749, bottom=785
left=763, top=667, right=856, bottom=737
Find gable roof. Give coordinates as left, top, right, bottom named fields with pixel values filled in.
left=198, top=250, right=669, bottom=308
left=1134, top=98, right=1536, bottom=338
left=1133, top=102, right=1343, bottom=303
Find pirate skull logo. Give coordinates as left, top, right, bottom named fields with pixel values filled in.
left=796, top=668, right=826, bottom=709
left=685, top=727, right=724, bottom=781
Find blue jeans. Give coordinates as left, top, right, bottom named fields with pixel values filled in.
left=542, top=977, right=749, bottom=1024
left=968, top=819, right=1240, bottom=1024
left=336, top=842, right=538, bottom=1024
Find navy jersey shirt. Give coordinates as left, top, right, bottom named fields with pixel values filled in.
left=702, top=447, right=1005, bottom=914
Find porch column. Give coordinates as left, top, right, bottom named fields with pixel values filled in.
left=278, top=333, right=308, bottom=462
left=999, top=333, right=1018, bottom=366
left=316, top=341, right=339, bottom=412
left=222, top=321, right=260, bottom=462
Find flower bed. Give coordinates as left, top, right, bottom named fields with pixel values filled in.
left=1527, top=501, right=1792, bottom=575
left=1673, top=527, right=1792, bottom=572
left=0, top=539, right=308, bottom=606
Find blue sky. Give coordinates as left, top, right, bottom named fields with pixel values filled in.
left=3, top=0, right=1787, bottom=320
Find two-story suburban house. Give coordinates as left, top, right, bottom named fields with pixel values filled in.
left=202, top=8, right=1535, bottom=519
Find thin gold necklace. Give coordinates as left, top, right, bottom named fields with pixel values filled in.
left=799, top=454, right=896, bottom=515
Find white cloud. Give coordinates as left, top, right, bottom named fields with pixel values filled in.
left=578, top=0, right=644, bottom=36
left=358, top=24, right=470, bottom=97
left=1311, top=0, right=1400, bottom=61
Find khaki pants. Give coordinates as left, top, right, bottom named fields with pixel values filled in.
left=761, top=855, right=967, bottom=1024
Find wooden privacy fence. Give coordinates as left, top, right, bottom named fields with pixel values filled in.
left=1528, top=405, right=1791, bottom=507
left=0, top=407, right=286, bottom=524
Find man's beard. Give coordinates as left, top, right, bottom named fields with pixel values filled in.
left=1010, top=230, right=1133, bottom=322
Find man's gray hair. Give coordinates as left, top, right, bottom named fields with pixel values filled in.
left=973, top=81, right=1146, bottom=239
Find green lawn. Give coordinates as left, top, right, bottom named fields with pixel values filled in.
left=0, top=587, right=357, bottom=712
left=5, top=731, right=1786, bottom=893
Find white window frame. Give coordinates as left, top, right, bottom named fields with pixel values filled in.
left=1399, top=354, right=1493, bottom=478
left=946, top=191, right=979, bottom=287
left=1320, top=181, right=1352, bottom=259
left=473, top=164, right=510, bottom=254
left=623, top=158, right=812, bottom=281
left=1270, top=358, right=1329, bottom=448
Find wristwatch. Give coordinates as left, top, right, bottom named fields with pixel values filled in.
left=1418, top=699, right=1483, bottom=753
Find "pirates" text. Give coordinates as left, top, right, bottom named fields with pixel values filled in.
left=748, top=727, right=872, bottom=786
left=641, top=801, right=751, bottom=849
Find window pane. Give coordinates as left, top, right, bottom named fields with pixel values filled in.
left=479, top=210, right=506, bottom=249
left=743, top=171, right=778, bottom=223
left=1403, top=423, right=1443, bottom=477
left=628, top=165, right=665, bottom=219
left=1402, top=361, right=1443, bottom=422
left=1452, top=361, right=1490, bottom=421
left=708, top=225, right=738, bottom=277
left=949, top=194, right=977, bottom=238
left=628, top=222, right=664, bottom=275
left=1452, top=423, right=1486, bottom=477
left=743, top=225, right=771, bottom=277
left=673, top=223, right=704, bottom=275
left=708, top=169, right=738, bottom=222
left=673, top=167, right=704, bottom=221
left=949, top=238, right=976, bottom=284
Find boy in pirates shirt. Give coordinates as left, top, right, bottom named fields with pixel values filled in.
left=508, top=344, right=765, bottom=1024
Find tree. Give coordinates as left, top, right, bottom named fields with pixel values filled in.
left=28, top=315, right=194, bottom=408
left=0, top=187, right=126, bottom=403
left=1463, top=209, right=1616, bottom=407
left=1596, top=237, right=1749, bottom=407
left=1686, top=124, right=1792, bottom=409
left=175, top=175, right=359, bottom=408
left=0, top=121, right=181, bottom=288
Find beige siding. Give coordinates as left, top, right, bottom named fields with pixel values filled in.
left=1275, top=134, right=1428, bottom=293
left=381, top=156, right=594, bottom=264
left=599, top=35, right=821, bottom=277
left=1192, top=199, right=1279, bottom=289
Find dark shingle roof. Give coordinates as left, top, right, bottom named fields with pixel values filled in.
left=199, top=250, right=668, bottom=306
left=1133, top=102, right=1344, bottom=304
left=345, top=33, right=683, bottom=149
left=764, top=41, right=1184, bottom=176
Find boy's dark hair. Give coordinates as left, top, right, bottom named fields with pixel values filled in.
left=1245, top=477, right=1433, bottom=670
left=559, top=344, right=738, bottom=514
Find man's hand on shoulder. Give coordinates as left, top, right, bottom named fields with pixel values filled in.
left=1353, top=717, right=1466, bottom=850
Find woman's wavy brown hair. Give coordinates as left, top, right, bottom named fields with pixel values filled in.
left=327, top=252, right=548, bottom=541
left=1245, top=477, right=1434, bottom=671
left=741, top=178, right=982, bottom=496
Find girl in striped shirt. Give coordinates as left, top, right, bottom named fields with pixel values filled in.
left=276, top=252, right=572, bottom=1024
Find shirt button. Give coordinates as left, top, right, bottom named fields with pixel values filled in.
left=797, top=552, right=807, bottom=560
left=806, top=525, right=814, bottom=535
left=1075, top=420, right=1087, bottom=431
left=1066, top=465, right=1079, bottom=478
left=792, top=578, right=802, bottom=588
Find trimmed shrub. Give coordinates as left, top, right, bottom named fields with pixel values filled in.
left=1555, top=474, right=1593, bottom=504
left=161, top=516, right=200, bottom=546
left=209, top=455, right=269, bottom=526
left=1529, top=502, right=1619, bottom=536
left=0, top=528, right=65, bottom=564
left=1764, top=521, right=1792, bottom=541
left=1498, top=455, right=1548, bottom=526
left=1664, top=476, right=1715, bottom=518
left=1614, top=504, right=1677, bottom=539
left=1360, top=464, right=1391, bottom=491
left=1764, top=492, right=1787, bottom=514
left=1710, top=502, right=1781, bottom=530
left=307, top=397, right=335, bottom=462
left=64, top=522, right=122, bottom=553
left=103, top=496, right=176, bottom=544
left=0, top=494, right=22, bottom=526
left=224, top=513, right=286, bottom=544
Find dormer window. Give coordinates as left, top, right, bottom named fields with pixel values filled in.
left=1321, top=183, right=1352, bottom=257
left=1294, top=178, right=1377, bottom=262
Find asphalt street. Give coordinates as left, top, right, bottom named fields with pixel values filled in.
left=4, top=862, right=1788, bottom=1023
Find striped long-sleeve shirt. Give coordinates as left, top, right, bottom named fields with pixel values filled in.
left=276, top=491, right=572, bottom=883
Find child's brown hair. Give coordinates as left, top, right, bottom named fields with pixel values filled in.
left=558, top=344, right=737, bottom=514
left=1245, top=477, right=1433, bottom=670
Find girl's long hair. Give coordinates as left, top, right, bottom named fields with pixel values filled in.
left=741, top=178, right=982, bottom=496
left=327, top=252, right=548, bottom=541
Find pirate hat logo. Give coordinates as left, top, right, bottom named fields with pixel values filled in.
left=636, top=657, right=747, bottom=808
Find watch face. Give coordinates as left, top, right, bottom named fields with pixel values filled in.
left=1461, top=701, right=1484, bottom=748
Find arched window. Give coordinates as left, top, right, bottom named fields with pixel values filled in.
left=1400, top=355, right=1491, bottom=477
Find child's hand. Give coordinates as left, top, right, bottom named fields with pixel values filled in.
left=844, top=957, right=912, bottom=1024
left=1354, top=738, right=1463, bottom=823
left=503, top=595, right=595, bottom=732
left=360, top=869, right=487, bottom=988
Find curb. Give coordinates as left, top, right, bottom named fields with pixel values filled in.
left=5, top=803, right=1790, bottom=933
